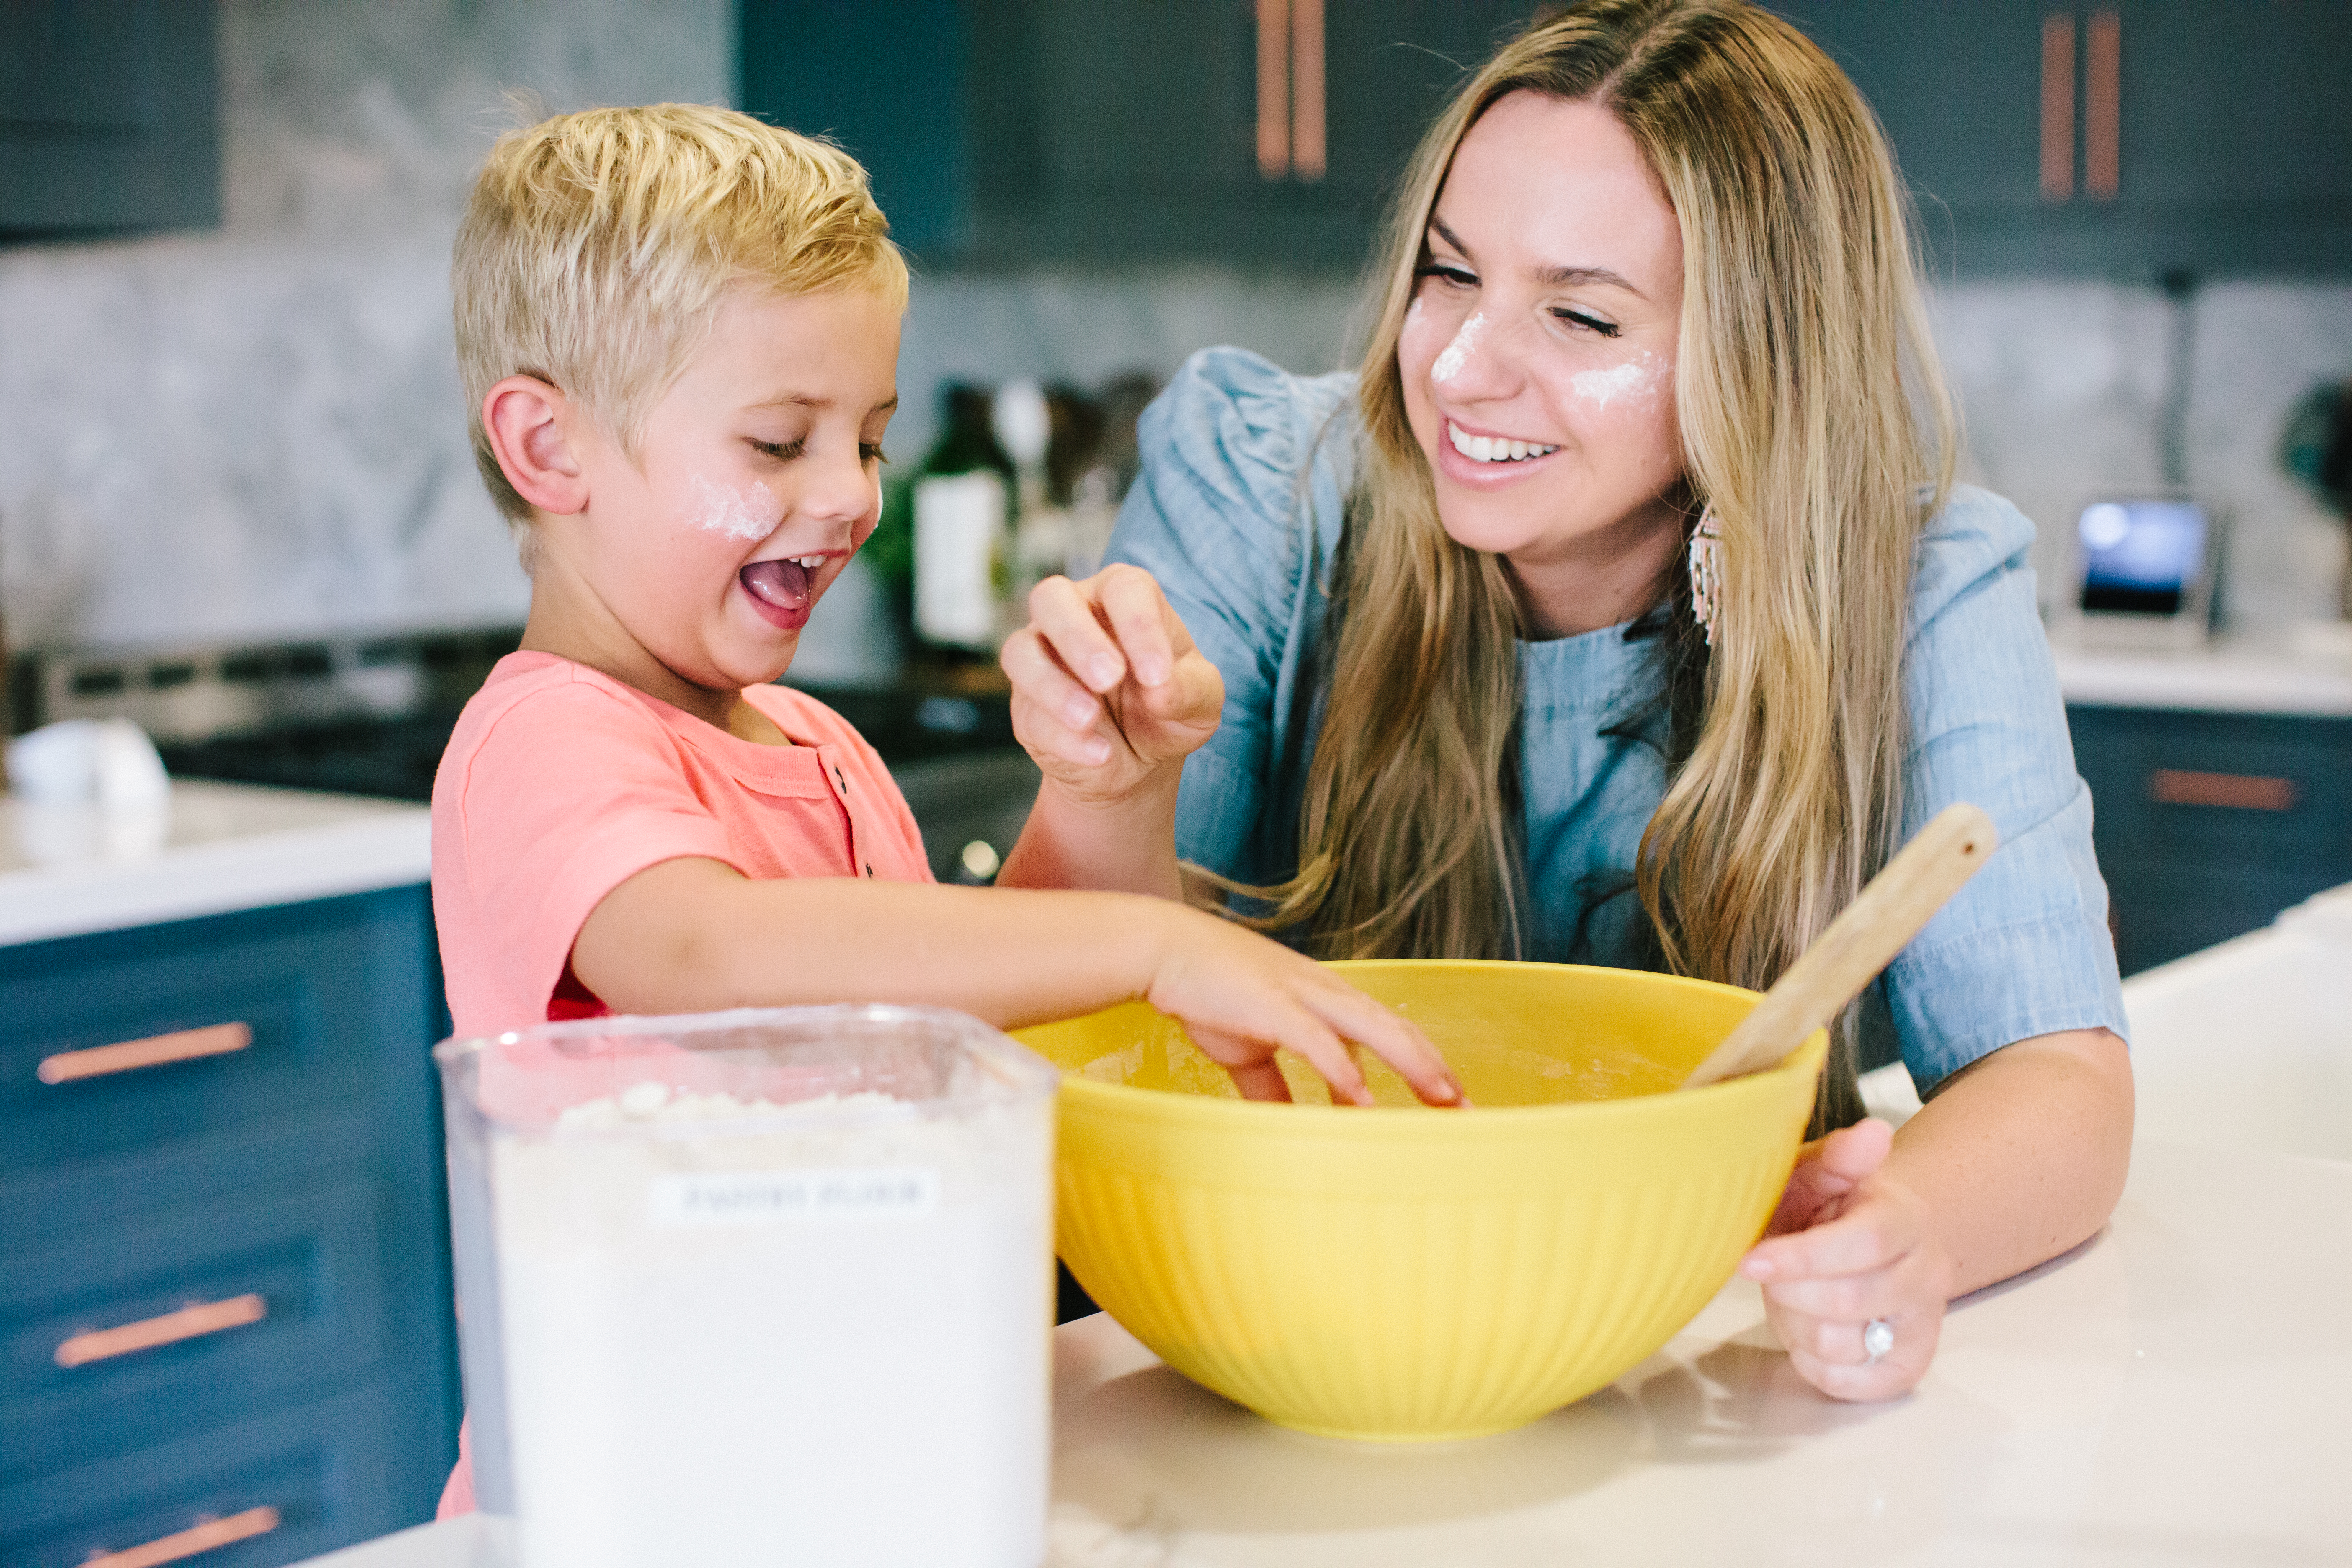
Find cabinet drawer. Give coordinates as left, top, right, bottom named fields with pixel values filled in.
left=0, top=887, right=438, bottom=1177
left=2069, top=707, right=2352, bottom=865
left=3, top=1172, right=392, bottom=1483
left=0, top=1381, right=419, bottom=1568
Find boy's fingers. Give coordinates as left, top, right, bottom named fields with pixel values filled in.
left=1093, top=566, right=1176, bottom=688
left=1197, top=1039, right=1293, bottom=1104
left=1300, top=984, right=1464, bottom=1106
left=1254, top=1006, right=1373, bottom=1106
left=1029, top=575, right=1127, bottom=692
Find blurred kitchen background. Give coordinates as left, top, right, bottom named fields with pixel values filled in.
left=3, top=0, right=2349, bottom=961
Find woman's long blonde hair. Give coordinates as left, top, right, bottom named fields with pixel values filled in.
left=1243, top=0, right=1955, bottom=1128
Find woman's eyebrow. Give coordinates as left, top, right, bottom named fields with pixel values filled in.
left=1533, top=263, right=1645, bottom=299
left=1426, top=216, right=1645, bottom=300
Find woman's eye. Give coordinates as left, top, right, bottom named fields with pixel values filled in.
left=1414, top=262, right=1477, bottom=290
left=860, top=443, right=888, bottom=465
left=1551, top=308, right=1622, bottom=339
left=750, top=437, right=807, bottom=461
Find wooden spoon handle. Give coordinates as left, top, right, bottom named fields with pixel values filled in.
left=1680, top=802, right=2001, bottom=1091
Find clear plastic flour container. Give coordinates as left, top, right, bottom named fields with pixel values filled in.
left=436, top=1007, right=1058, bottom=1568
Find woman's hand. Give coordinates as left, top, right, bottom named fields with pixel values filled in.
left=1739, top=1119, right=1954, bottom=1401
left=1145, top=902, right=1466, bottom=1109
left=1001, top=566, right=1223, bottom=807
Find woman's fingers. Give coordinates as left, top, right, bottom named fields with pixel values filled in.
left=1002, top=629, right=1102, bottom=733
left=1745, top=1159, right=1915, bottom=1282
left=1027, top=575, right=1129, bottom=694
left=1763, top=1119, right=1894, bottom=1235
left=1094, top=565, right=1178, bottom=689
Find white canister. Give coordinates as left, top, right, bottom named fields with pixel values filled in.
left=437, top=1007, right=1057, bottom=1568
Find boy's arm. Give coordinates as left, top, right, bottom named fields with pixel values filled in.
left=569, top=856, right=1463, bottom=1107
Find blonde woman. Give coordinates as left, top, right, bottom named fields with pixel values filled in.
left=997, top=0, right=2133, bottom=1401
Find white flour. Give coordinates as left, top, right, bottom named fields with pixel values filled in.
left=1431, top=310, right=1488, bottom=385
left=686, top=474, right=784, bottom=541
left=490, top=1084, right=1052, bottom=1568
left=1568, top=351, right=1666, bottom=411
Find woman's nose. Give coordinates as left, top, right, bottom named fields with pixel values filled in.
left=1429, top=309, right=1529, bottom=401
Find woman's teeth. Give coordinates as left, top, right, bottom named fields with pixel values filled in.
left=1446, top=421, right=1560, bottom=464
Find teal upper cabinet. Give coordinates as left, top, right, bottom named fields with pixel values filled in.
left=740, top=0, right=1540, bottom=268
left=1774, top=0, right=2352, bottom=278
left=0, top=0, right=220, bottom=240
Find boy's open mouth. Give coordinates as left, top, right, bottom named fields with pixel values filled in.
left=739, top=557, right=820, bottom=629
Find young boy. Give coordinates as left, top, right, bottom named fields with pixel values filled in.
left=434, top=106, right=1460, bottom=1513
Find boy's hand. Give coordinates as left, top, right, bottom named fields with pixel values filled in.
left=1001, top=566, right=1222, bottom=807
left=1146, top=905, right=1466, bottom=1109
left=1739, top=1119, right=1952, bottom=1402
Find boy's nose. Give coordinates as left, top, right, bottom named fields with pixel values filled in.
left=800, top=452, right=880, bottom=535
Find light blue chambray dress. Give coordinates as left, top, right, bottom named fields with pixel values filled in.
left=1106, top=348, right=2128, bottom=1091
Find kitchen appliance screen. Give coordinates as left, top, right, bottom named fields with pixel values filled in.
left=2077, top=499, right=2207, bottom=615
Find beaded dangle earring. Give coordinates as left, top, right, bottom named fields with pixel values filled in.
left=1688, top=505, right=1724, bottom=647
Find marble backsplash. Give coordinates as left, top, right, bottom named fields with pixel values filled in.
left=1, top=2, right=2345, bottom=659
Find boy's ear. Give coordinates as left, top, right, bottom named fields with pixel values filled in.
left=483, top=375, right=590, bottom=516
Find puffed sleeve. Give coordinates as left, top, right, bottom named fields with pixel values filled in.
left=1885, top=486, right=2131, bottom=1091
left=1105, top=347, right=1357, bottom=885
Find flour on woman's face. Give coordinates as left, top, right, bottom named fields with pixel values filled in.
left=1431, top=311, right=1489, bottom=386
left=1568, top=351, right=1667, bottom=412
left=686, top=475, right=785, bottom=543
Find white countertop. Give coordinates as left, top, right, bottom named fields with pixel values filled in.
left=2051, top=622, right=2352, bottom=715
left=0, top=779, right=431, bottom=945
left=294, top=885, right=2352, bottom=1568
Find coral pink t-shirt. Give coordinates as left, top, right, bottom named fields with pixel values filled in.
left=429, top=651, right=934, bottom=1516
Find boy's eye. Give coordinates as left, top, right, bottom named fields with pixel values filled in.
left=750, top=437, right=806, bottom=461
left=1551, top=308, right=1622, bottom=339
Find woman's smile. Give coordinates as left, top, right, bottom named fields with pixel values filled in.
left=1436, top=415, right=1565, bottom=487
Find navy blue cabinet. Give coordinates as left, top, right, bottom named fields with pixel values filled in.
left=1776, top=0, right=2352, bottom=278
left=740, top=0, right=1539, bottom=268
left=0, top=886, right=457, bottom=1568
left=0, top=0, right=221, bottom=240
left=2068, top=706, right=2352, bottom=974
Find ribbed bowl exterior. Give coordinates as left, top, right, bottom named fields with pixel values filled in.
left=1019, top=961, right=1824, bottom=1441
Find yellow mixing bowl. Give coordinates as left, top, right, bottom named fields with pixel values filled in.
left=1014, top=960, right=1826, bottom=1441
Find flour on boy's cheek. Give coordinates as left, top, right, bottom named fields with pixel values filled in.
left=686, top=475, right=785, bottom=542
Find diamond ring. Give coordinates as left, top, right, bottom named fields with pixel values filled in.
left=1862, top=1318, right=1896, bottom=1365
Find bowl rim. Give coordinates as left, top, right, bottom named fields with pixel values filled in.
left=1040, top=959, right=1829, bottom=1127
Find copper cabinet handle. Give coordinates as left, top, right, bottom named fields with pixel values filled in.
left=1256, top=0, right=1289, bottom=178
left=36, top=1021, right=252, bottom=1085
left=2040, top=12, right=2076, bottom=201
left=55, top=1293, right=268, bottom=1369
left=83, top=1506, right=280, bottom=1568
left=2084, top=8, right=2121, bottom=199
left=2148, top=769, right=2298, bottom=811
left=1289, top=0, right=1326, bottom=182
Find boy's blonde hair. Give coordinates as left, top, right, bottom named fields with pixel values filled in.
left=453, top=102, right=909, bottom=555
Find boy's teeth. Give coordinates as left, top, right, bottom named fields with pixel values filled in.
left=1446, top=421, right=1560, bottom=464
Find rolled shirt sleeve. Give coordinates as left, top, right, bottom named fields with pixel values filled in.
left=1107, top=347, right=1354, bottom=887
left=1882, top=487, right=2130, bottom=1091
